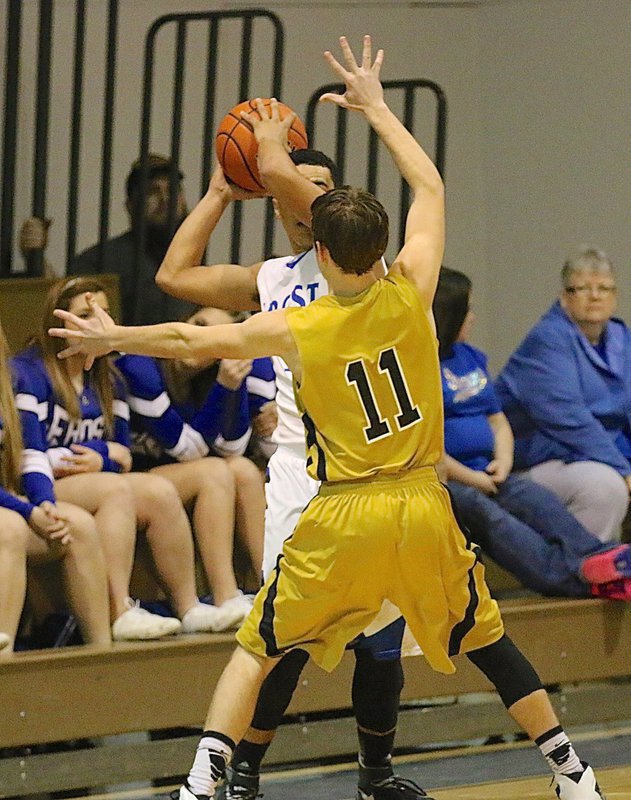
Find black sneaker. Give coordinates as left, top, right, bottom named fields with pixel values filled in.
left=357, top=776, right=434, bottom=800
left=215, top=767, right=261, bottom=800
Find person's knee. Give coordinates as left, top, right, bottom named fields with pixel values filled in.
left=199, top=457, right=235, bottom=494
left=0, top=512, right=29, bottom=553
left=57, top=503, right=100, bottom=548
left=135, top=473, right=182, bottom=513
left=467, top=635, right=543, bottom=709
left=229, top=456, right=263, bottom=488
left=583, top=464, right=627, bottom=510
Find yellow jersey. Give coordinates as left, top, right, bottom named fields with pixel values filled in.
left=284, top=272, right=443, bottom=483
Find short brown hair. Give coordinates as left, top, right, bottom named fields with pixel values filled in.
left=311, top=187, right=388, bottom=275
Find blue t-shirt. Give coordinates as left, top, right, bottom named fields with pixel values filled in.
left=441, top=342, right=501, bottom=471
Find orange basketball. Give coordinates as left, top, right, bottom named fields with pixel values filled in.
left=215, top=99, right=308, bottom=192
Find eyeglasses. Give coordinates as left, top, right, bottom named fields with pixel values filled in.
left=564, top=284, right=617, bottom=297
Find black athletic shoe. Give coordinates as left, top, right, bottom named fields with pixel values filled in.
left=215, top=767, right=261, bottom=800
left=357, top=776, right=435, bottom=800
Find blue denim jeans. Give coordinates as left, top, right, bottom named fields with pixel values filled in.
left=447, top=474, right=607, bottom=597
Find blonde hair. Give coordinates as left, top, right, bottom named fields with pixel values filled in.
left=33, top=277, right=118, bottom=436
left=0, top=322, right=24, bottom=492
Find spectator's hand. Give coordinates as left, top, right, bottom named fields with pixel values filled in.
left=217, top=358, right=253, bottom=390
left=242, top=97, right=295, bottom=152
left=468, top=470, right=499, bottom=496
left=107, top=441, right=132, bottom=473
left=485, top=458, right=510, bottom=485
left=253, top=401, right=278, bottom=438
left=19, top=216, right=52, bottom=253
left=320, top=35, right=385, bottom=114
left=55, top=443, right=104, bottom=476
left=29, top=501, right=72, bottom=545
left=208, top=163, right=267, bottom=202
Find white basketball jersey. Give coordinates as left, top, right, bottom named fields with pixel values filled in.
left=256, top=249, right=326, bottom=448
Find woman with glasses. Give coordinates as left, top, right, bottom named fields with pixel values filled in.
left=496, top=246, right=631, bottom=545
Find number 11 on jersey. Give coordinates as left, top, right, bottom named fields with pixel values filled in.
left=345, top=346, right=422, bottom=444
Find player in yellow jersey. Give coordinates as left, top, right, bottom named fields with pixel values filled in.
left=51, top=35, right=604, bottom=800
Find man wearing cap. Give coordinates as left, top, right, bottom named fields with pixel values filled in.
left=70, top=154, right=195, bottom=325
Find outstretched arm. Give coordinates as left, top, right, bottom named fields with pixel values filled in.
left=155, top=166, right=264, bottom=311
left=49, top=293, right=296, bottom=367
left=321, top=35, right=444, bottom=308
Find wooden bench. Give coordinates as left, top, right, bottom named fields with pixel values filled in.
left=1, top=597, right=630, bottom=797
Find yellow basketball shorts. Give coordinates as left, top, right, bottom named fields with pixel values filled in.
left=237, top=466, right=504, bottom=674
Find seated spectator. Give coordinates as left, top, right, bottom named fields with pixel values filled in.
left=117, top=306, right=272, bottom=622
left=496, top=247, right=631, bottom=543
left=434, top=267, right=631, bottom=601
left=70, top=154, right=195, bottom=325
left=13, top=277, right=236, bottom=639
left=0, top=317, right=111, bottom=653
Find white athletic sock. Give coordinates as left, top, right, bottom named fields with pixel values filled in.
left=536, top=726, right=583, bottom=778
left=187, top=731, right=234, bottom=796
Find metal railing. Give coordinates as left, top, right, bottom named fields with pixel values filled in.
left=0, top=4, right=284, bottom=280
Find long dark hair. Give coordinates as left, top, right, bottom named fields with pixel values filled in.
left=432, top=267, right=472, bottom=360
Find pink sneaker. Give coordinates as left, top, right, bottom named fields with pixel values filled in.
left=582, top=544, right=631, bottom=584
left=591, top=577, right=631, bottom=602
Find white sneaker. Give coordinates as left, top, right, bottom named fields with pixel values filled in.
left=0, top=632, right=11, bottom=651
left=181, top=602, right=233, bottom=634
left=217, top=591, right=255, bottom=631
left=555, top=764, right=605, bottom=799
left=112, top=599, right=182, bottom=641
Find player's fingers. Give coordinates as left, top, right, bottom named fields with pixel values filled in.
left=372, top=48, right=384, bottom=76
left=338, top=36, right=359, bottom=71
left=282, top=110, right=296, bottom=129
left=269, top=97, right=281, bottom=121
left=323, top=50, right=349, bottom=81
left=361, top=34, right=372, bottom=70
left=52, top=309, right=85, bottom=327
left=319, top=92, right=348, bottom=108
left=85, top=354, right=95, bottom=371
left=239, top=110, right=256, bottom=130
left=56, top=344, right=82, bottom=360
left=254, top=97, right=270, bottom=120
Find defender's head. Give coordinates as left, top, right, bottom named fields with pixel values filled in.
left=311, top=187, right=389, bottom=276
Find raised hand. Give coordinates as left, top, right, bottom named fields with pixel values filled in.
left=320, top=35, right=385, bottom=113
left=208, top=162, right=267, bottom=202
left=48, top=292, right=117, bottom=369
left=241, top=98, right=296, bottom=151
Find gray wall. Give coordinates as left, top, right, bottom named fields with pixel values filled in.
left=3, top=0, right=629, bottom=371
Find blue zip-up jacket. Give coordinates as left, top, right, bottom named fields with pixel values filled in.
left=12, top=347, right=130, bottom=505
left=495, top=301, right=631, bottom=475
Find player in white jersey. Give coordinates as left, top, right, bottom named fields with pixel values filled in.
left=154, top=127, right=430, bottom=800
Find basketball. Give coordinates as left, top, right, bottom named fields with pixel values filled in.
left=215, top=99, right=308, bottom=192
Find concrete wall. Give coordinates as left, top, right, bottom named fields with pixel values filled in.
left=2, top=0, right=629, bottom=370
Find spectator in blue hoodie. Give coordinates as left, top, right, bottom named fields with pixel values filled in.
left=496, top=247, right=631, bottom=543
left=434, top=267, right=631, bottom=601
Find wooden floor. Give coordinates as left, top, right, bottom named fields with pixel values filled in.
left=64, top=729, right=631, bottom=800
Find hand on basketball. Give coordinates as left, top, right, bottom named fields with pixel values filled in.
left=242, top=98, right=296, bottom=152
left=49, top=292, right=117, bottom=369
left=208, top=163, right=267, bottom=202
left=320, top=35, right=385, bottom=113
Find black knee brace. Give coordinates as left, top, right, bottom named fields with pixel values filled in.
left=466, top=634, right=543, bottom=709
